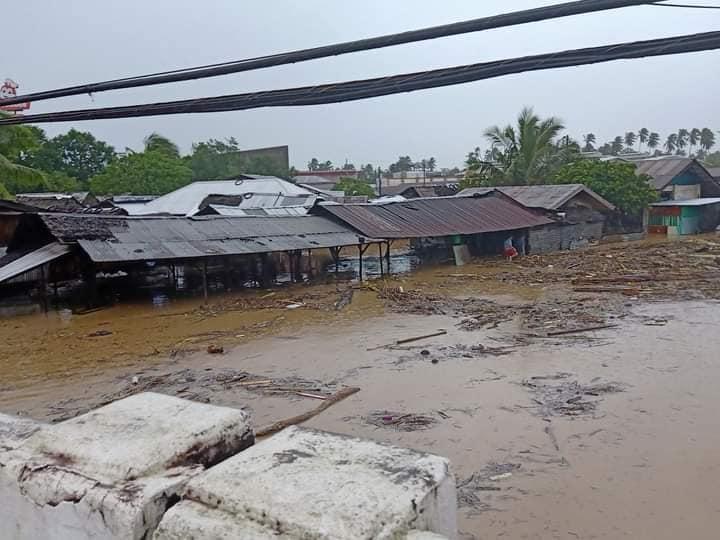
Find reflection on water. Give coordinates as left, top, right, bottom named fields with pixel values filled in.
left=327, top=252, right=421, bottom=279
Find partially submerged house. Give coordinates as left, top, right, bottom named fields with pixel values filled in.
left=648, top=198, right=720, bottom=235
left=317, top=191, right=553, bottom=263
left=0, top=213, right=374, bottom=301
left=123, top=176, right=316, bottom=217
left=458, top=184, right=615, bottom=250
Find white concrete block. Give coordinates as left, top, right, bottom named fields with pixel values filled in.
left=0, top=413, right=42, bottom=451
left=0, top=392, right=253, bottom=540
left=154, top=426, right=457, bottom=539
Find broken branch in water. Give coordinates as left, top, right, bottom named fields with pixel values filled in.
left=256, top=386, right=360, bottom=437
left=543, top=324, right=618, bottom=337
left=368, top=330, right=448, bottom=350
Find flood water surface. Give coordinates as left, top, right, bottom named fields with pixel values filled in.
left=1, top=260, right=719, bottom=538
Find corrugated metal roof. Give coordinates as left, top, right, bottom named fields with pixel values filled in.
left=458, top=184, right=615, bottom=211
left=0, top=242, right=71, bottom=284
left=127, top=177, right=313, bottom=216
left=28, top=214, right=366, bottom=263
left=651, top=197, right=720, bottom=207
left=708, top=167, right=720, bottom=179
left=206, top=205, right=310, bottom=217
left=319, top=192, right=553, bottom=239
left=631, top=158, right=695, bottom=190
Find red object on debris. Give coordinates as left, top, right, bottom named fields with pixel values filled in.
left=504, top=246, right=519, bottom=260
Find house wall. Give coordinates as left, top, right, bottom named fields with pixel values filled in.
left=528, top=222, right=604, bottom=254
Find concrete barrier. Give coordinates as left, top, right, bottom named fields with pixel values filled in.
left=0, top=393, right=253, bottom=540
left=154, top=426, right=457, bottom=539
left=1, top=395, right=457, bottom=539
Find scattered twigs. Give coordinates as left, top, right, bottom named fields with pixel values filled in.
left=542, top=324, right=618, bottom=337
left=368, top=330, right=447, bottom=350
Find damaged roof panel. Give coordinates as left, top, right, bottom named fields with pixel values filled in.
left=27, top=214, right=367, bottom=263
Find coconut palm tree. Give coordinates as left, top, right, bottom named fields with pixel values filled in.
left=144, top=132, right=180, bottom=158
left=665, top=133, right=678, bottom=154
left=483, top=107, right=565, bottom=184
left=700, top=128, right=716, bottom=153
left=582, top=133, right=596, bottom=152
left=688, top=128, right=701, bottom=157
left=648, top=132, right=660, bottom=153
left=676, top=129, right=689, bottom=155
left=611, top=136, right=624, bottom=155
left=638, top=128, right=649, bottom=151
left=624, top=132, right=637, bottom=150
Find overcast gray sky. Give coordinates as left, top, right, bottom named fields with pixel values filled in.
left=3, top=1, right=719, bottom=170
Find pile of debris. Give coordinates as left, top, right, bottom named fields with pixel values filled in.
left=502, top=238, right=720, bottom=300
left=457, top=462, right=521, bottom=510
left=46, top=368, right=344, bottom=422
left=521, top=373, right=626, bottom=418
left=364, top=410, right=439, bottom=432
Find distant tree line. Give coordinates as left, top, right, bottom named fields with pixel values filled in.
left=584, top=128, right=716, bottom=159
left=0, top=119, right=293, bottom=196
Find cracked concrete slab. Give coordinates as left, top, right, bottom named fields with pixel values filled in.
left=154, top=426, right=457, bottom=539
left=0, top=392, right=253, bottom=540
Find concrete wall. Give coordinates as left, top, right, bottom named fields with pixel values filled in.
left=1, top=394, right=457, bottom=540
left=529, top=221, right=604, bottom=254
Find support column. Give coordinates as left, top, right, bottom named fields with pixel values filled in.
left=329, top=247, right=340, bottom=274
left=358, top=242, right=370, bottom=282
left=379, top=243, right=385, bottom=278
left=83, top=262, right=98, bottom=309
left=202, top=260, right=209, bottom=302
left=386, top=241, right=392, bottom=274
left=39, top=264, right=48, bottom=313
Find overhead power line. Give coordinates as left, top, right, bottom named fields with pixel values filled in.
left=655, top=2, right=720, bottom=7
left=2, top=31, right=717, bottom=126
left=0, top=0, right=664, bottom=107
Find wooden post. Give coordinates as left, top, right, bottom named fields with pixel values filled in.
left=39, top=264, right=48, bottom=313
left=329, top=247, right=340, bottom=274
left=83, top=262, right=97, bottom=309
left=358, top=244, right=363, bottom=282
left=378, top=243, right=385, bottom=277
left=202, top=260, right=209, bottom=302
left=306, top=249, right=313, bottom=279
left=386, top=241, right=392, bottom=274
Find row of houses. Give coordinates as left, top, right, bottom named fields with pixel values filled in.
left=1, top=156, right=719, bottom=307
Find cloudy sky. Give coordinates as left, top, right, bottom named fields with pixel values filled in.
left=3, top=1, right=719, bottom=170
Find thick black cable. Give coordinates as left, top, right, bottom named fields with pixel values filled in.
left=654, top=2, right=720, bottom=7
left=1, top=31, right=717, bottom=126
left=0, top=0, right=663, bottom=107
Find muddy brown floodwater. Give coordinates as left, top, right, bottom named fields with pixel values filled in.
left=2, top=239, right=720, bottom=539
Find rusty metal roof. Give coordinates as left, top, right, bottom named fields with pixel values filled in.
left=0, top=242, right=71, bottom=284
left=318, top=192, right=552, bottom=239
left=458, top=184, right=615, bottom=211
left=25, top=214, right=366, bottom=263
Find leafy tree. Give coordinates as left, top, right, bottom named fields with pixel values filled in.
left=611, top=136, right=624, bottom=155
left=428, top=157, right=437, bottom=172
left=358, top=164, right=376, bottom=181
left=676, top=129, right=689, bottom=155
left=553, top=159, right=657, bottom=214
left=341, top=162, right=356, bottom=171
left=45, top=171, right=80, bottom=192
left=334, top=177, right=375, bottom=197
left=0, top=115, right=48, bottom=194
left=704, top=151, right=720, bottom=167
left=624, top=132, right=637, bottom=149
left=638, top=128, right=649, bottom=151
left=647, top=132, right=660, bottom=152
left=688, top=128, right=701, bottom=156
left=144, top=132, right=180, bottom=158
left=22, top=129, right=115, bottom=185
left=582, top=133, right=596, bottom=152
left=665, top=134, right=677, bottom=154
left=482, top=107, right=565, bottom=184
left=0, top=181, right=11, bottom=199
left=388, top=156, right=414, bottom=174
left=459, top=147, right=504, bottom=189
left=317, top=160, right=333, bottom=171
left=89, top=151, right=192, bottom=195
left=700, top=128, right=715, bottom=154
left=308, top=158, right=320, bottom=171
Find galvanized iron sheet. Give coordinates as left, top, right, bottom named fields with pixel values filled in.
left=320, top=193, right=553, bottom=239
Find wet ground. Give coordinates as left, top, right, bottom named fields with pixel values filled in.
left=2, top=238, right=720, bottom=539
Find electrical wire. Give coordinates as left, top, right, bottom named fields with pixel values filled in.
left=0, top=0, right=664, bottom=107
left=2, top=31, right=717, bottom=126
left=654, top=2, right=720, bottom=7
